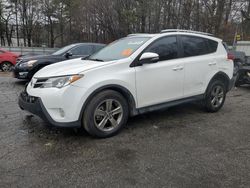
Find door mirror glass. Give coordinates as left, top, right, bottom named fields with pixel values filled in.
left=65, top=51, right=73, bottom=58
left=139, top=52, right=159, bottom=64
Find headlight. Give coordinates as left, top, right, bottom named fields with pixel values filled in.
left=40, top=75, right=84, bottom=88
left=20, top=60, right=37, bottom=67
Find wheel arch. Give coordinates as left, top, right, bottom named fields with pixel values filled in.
left=206, top=71, right=231, bottom=93
left=79, top=84, right=137, bottom=121
left=1, top=61, right=14, bottom=65
left=0, top=61, right=14, bottom=71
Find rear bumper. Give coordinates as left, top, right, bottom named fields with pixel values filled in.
left=18, top=91, right=81, bottom=128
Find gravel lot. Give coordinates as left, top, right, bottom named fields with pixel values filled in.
left=0, top=72, right=250, bottom=188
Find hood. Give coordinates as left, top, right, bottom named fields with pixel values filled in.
left=18, top=54, right=62, bottom=63
left=33, top=58, right=114, bottom=78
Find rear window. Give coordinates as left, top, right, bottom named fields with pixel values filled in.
left=181, top=36, right=218, bottom=57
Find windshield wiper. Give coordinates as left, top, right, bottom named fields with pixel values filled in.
left=86, top=58, right=104, bottom=62
left=81, top=55, right=90, bottom=60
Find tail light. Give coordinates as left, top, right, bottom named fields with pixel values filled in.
left=227, top=53, right=235, bottom=61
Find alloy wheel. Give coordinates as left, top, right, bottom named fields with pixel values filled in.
left=210, top=85, right=224, bottom=108
left=1, top=62, right=13, bottom=72
left=94, top=99, right=123, bottom=132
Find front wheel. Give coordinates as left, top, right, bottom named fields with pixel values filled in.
left=83, top=90, right=129, bottom=138
left=204, top=80, right=226, bottom=112
left=1, top=62, right=13, bottom=72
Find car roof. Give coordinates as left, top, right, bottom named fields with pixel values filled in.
left=73, top=43, right=106, bottom=46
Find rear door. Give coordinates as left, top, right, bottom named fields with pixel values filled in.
left=180, top=35, right=218, bottom=97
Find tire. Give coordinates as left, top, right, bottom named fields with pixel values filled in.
left=233, top=62, right=240, bottom=75
left=235, top=70, right=248, bottom=87
left=204, top=80, right=226, bottom=113
left=83, top=90, right=129, bottom=138
left=1, top=62, right=13, bottom=72
left=235, top=76, right=243, bottom=87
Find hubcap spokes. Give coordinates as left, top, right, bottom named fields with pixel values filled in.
left=211, top=86, right=224, bottom=108
left=2, top=63, right=12, bottom=72
left=94, top=99, right=123, bottom=131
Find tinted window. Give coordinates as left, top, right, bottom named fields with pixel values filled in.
left=52, top=44, right=76, bottom=55
left=181, top=36, right=216, bottom=57
left=208, top=39, right=218, bottom=53
left=145, top=36, right=178, bottom=61
left=71, top=45, right=93, bottom=55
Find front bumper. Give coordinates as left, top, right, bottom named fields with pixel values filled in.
left=18, top=91, right=81, bottom=128
left=13, top=66, right=30, bottom=79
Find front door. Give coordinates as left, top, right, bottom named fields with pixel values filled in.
left=135, top=36, right=184, bottom=108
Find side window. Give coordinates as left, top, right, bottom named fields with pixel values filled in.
left=207, top=39, right=218, bottom=53
left=145, top=36, right=178, bottom=61
left=71, top=45, right=93, bottom=55
left=181, top=36, right=214, bottom=57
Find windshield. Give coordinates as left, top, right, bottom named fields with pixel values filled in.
left=52, top=44, right=76, bottom=55
left=88, top=37, right=151, bottom=61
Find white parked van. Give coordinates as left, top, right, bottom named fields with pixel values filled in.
left=19, top=30, right=235, bottom=138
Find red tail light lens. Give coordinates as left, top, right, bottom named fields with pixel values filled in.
left=227, top=53, right=235, bottom=61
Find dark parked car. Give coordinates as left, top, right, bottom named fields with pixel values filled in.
left=223, top=43, right=250, bottom=86
left=13, top=43, right=105, bottom=79
left=235, top=63, right=250, bottom=87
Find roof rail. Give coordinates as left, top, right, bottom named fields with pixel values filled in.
left=161, top=29, right=213, bottom=36
left=127, top=33, right=151, bottom=37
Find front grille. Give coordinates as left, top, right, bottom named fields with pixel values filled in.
left=21, top=92, right=38, bottom=103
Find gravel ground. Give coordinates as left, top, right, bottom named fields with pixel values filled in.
left=0, top=72, right=250, bottom=188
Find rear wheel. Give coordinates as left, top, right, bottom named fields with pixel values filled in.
left=204, top=80, right=226, bottom=112
left=83, top=90, right=129, bottom=138
left=1, top=62, right=13, bottom=72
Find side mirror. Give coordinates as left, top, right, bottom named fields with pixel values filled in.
left=139, top=52, right=159, bottom=64
left=65, top=52, right=73, bottom=58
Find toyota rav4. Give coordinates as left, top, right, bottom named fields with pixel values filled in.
left=19, top=30, right=235, bottom=138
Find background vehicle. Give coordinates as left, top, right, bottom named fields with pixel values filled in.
left=0, top=49, right=20, bottom=72
left=19, top=30, right=234, bottom=138
left=223, top=43, right=250, bottom=86
left=235, top=66, right=250, bottom=86
left=13, top=43, right=105, bottom=79
left=223, top=43, right=245, bottom=72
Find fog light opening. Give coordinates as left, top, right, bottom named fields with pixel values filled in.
left=59, top=108, right=65, bottom=118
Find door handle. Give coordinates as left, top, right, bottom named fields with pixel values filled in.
left=209, top=62, right=216, bottom=66
left=172, top=66, right=184, bottom=71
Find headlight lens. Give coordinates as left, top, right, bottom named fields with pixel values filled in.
left=20, top=60, right=37, bottom=67
left=40, top=75, right=84, bottom=88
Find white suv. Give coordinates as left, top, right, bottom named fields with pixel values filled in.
left=19, top=30, right=235, bottom=138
